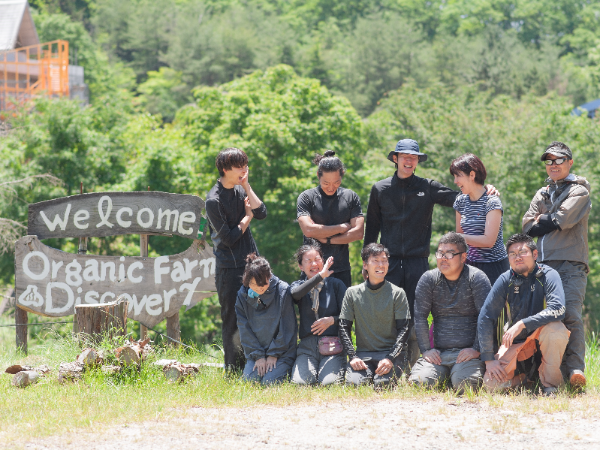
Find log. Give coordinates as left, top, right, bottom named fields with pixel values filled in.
left=12, top=370, right=40, bottom=388
left=101, top=365, right=121, bottom=375
left=76, top=348, right=103, bottom=366
left=15, top=306, right=27, bottom=354
left=75, top=298, right=128, bottom=343
left=5, top=364, right=33, bottom=374
left=153, top=359, right=178, bottom=368
left=58, top=362, right=84, bottom=383
left=166, top=312, right=181, bottom=346
left=115, top=338, right=152, bottom=366
left=163, top=362, right=200, bottom=382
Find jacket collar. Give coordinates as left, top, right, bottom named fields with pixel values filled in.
left=243, top=276, right=280, bottom=309
left=392, top=172, right=415, bottom=187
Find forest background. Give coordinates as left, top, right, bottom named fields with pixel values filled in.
left=3, top=0, right=600, bottom=348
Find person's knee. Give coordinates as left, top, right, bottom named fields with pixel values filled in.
left=451, top=374, right=482, bottom=393
left=408, top=371, right=440, bottom=388
left=320, top=372, right=344, bottom=386
left=291, top=370, right=317, bottom=386
left=541, top=322, right=570, bottom=343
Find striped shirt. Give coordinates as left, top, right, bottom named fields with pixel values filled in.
left=453, top=193, right=507, bottom=263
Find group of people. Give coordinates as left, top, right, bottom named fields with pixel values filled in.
left=205, top=138, right=591, bottom=395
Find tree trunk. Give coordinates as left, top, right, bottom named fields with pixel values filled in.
left=166, top=312, right=180, bottom=346
left=15, top=306, right=27, bottom=354
left=75, top=299, right=128, bottom=343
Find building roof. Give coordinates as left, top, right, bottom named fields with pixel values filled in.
left=571, top=98, right=600, bottom=118
left=0, top=0, right=39, bottom=51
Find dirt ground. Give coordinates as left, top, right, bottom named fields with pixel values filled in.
left=17, top=397, right=600, bottom=450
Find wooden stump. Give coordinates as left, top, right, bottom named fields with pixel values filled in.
left=166, top=312, right=181, bottom=346
left=12, top=370, right=40, bottom=388
left=76, top=348, right=104, bottom=366
left=15, top=306, right=27, bottom=354
left=58, top=362, right=84, bottom=383
left=75, top=299, right=128, bottom=343
left=163, top=362, right=200, bottom=382
left=115, top=338, right=152, bottom=366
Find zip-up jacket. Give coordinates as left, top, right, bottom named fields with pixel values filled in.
left=364, top=173, right=457, bottom=257
left=235, top=276, right=297, bottom=363
left=477, top=264, right=566, bottom=361
left=522, top=174, right=591, bottom=272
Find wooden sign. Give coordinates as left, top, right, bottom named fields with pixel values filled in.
left=28, top=192, right=204, bottom=240
left=15, top=236, right=217, bottom=328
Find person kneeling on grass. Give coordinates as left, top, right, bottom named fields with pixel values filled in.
left=290, top=240, right=347, bottom=386
left=339, top=243, right=411, bottom=388
left=235, top=254, right=297, bottom=385
left=478, top=234, right=570, bottom=396
left=409, top=232, right=491, bottom=394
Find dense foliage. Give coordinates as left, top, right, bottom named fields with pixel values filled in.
left=4, top=0, right=600, bottom=343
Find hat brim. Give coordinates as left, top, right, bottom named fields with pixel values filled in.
left=540, top=150, right=569, bottom=161
left=387, top=150, right=428, bottom=163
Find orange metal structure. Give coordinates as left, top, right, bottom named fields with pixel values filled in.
left=0, top=40, right=69, bottom=110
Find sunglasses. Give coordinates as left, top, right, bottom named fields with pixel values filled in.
left=544, top=158, right=569, bottom=166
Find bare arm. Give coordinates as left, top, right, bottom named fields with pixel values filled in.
left=297, top=215, right=351, bottom=239
left=458, top=209, right=502, bottom=249
left=329, top=216, right=364, bottom=245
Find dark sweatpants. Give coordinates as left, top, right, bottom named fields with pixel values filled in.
left=386, top=257, right=429, bottom=368
left=216, top=266, right=246, bottom=370
left=331, top=270, right=352, bottom=288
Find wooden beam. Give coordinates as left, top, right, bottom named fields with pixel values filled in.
left=166, top=312, right=181, bottom=346
left=139, top=233, right=148, bottom=340
left=15, top=306, right=27, bottom=354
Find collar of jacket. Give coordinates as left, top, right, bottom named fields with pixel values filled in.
left=545, top=173, right=577, bottom=186
left=510, top=263, right=544, bottom=283
left=244, top=276, right=280, bottom=310
left=392, top=173, right=415, bottom=187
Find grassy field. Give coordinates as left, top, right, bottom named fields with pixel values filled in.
left=0, top=316, right=599, bottom=447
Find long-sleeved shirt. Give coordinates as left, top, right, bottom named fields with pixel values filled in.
left=290, top=275, right=346, bottom=340
left=205, top=180, right=267, bottom=269
left=364, top=173, right=457, bottom=258
left=477, top=264, right=566, bottom=361
left=414, top=265, right=491, bottom=353
left=235, top=276, right=297, bottom=362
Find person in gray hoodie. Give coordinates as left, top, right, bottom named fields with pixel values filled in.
left=235, top=254, right=297, bottom=385
left=522, top=141, right=591, bottom=388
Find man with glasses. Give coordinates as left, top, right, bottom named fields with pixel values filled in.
left=478, top=234, right=570, bottom=395
left=522, top=141, right=591, bottom=388
left=409, top=232, right=491, bottom=393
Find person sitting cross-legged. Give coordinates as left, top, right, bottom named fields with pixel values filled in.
left=478, top=234, right=570, bottom=395
left=339, top=243, right=411, bottom=389
left=409, top=232, right=491, bottom=394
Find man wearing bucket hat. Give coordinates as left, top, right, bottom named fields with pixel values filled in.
left=522, top=141, right=591, bottom=388
left=364, top=139, right=498, bottom=367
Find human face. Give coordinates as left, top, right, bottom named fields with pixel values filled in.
left=362, top=252, right=389, bottom=284
left=507, top=242, right=538, bottom=276
left=435, top=243, right=466, bottom=280
left=299, top=249, right=324, bottom=279
left=453, top=170, right=478, bottom=195
left=393, top=153, right=419, bottom=179
left=319, top=171, right=342, bottom=196
left=222, top=164, right=248, bottom=186
left=248, top=278, right=269, bottom=295
left=544, top=154, right=573, bottom=182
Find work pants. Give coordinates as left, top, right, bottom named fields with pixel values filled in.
left=215, top=266, right=246, bottom=371
left=345, top=351, right=405, bottom=389
left=242, top=358, right=293, bottom=385
left=291, top=335, right=346, bottom=386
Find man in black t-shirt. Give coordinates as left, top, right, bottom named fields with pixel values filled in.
left=297, top=151, right=364, bottom=287
left=205, top=148, right=268, bottom=371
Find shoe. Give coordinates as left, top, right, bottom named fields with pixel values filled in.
left=569, top=370, right=586, bottom=388
left=542, top=386, right=558, bottom=397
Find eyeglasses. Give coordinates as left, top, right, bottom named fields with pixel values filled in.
left=435, top=251, right=464, bottom=260
left=508, top=249, right=531, bottom=259
left=302, top=257, right=323, bottom=265
left=544, top=158, right=568, bottom=166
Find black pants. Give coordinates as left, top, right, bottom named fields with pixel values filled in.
left=386, top=257, right=430, bottom=368
left=331, top=270, right=352, bottom=288
left=215, top=266, right=246, bottom=370
left=467, top=258, right=509, bottom=286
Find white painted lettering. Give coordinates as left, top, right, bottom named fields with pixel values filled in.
left=116, top=207, right=133, bottom=227
left=143, top=294, right=162, bottom=316
left=157, top=208, right=179, bottom=231
left=85, top=291, right=99, bottom=304
left=154, top=256, right=170, bottom=283
left=199, top=257, right=216, bottom=278
left=83, top=260, right=100, bottom=282
left=137, top=208, right=154, bottom=228
left=100, top=261, right=116, bottom=282
left=100, top=292, right=115, bottom=303
left=118, top=256, right=125, bottom=282
left=163, top=289, right=177, bottom=313
left=39, top=204, right=71, bottom=231
left=183, top=258, right=198, bottom=281
left=73, top=209, right=90, bottom=230
left=180, top=277, right=202, bottom=306
left=170, top=261, right=186, bottom=282
left=18, top=285, right=44, bottom=307
left=51, top=260, right=63, bottom=279
left=96, top=196, right=114, bottom=228
left=65, top=259, right=83, bottom=286
left=127, top=261, right=144, bottom=283
left=45, top=282, right=74, bottom=314
left=178, top=211, right=196, bottom=235
left=22, top=251, right=50, bottom=280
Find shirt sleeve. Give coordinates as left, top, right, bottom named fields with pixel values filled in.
left=485, top=196, right=503, bottom=214
left=339, top=290, right=355, bottom=322
left=470, top=270, right=492, bottom=352
left=453, top=194, right=462, bottom=212
left=350, top=191, right=364, bottom=219
left=551, top=185, right=591, bottom=231
left=252, top=202, right=268, bottom=220
left=414, top=271, right=435, bottom=353
left=205, top=197, right=243, bottom=248
left=296, top=191, right=312, bottom=218
left=522, top=189, right=546, bottom=235
left=521, top=269, right=566, bottom=333
left=364, top=184, right=381, bottom=246
left=477, top=275, right=509, bottom=361
left=393, top=287, right=411, bottom=320
left=429, top=180, right=459, bottom=208
left=235, top=290, right=267, bottom=361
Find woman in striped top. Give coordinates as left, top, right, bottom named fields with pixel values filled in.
left=450, top=154, right=509, bottom=286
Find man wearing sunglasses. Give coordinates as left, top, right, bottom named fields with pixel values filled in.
left=409, top=232, right=491, bottom=393
left=522, top=141, right=591, bottom=388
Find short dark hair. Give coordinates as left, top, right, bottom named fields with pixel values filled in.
left=438, top=232, right=467, bottom=253
left=361, top=243, right=390, bottom=262
left=313, top=150, right=346, bottom=178
left=449, top=153, right=487, bottom=185
left=216, top=148, right=248, bottom=177
left=505, top=233, right=537, bottom=253
left=242, top=253, right=271, bottom=287
left=545, top=141, right=571, bottom=159
left=294, top=239, right=323, bottom=265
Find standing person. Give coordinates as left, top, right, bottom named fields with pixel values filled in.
left=205, top=148, right=268, bottom=371
left=339, top=243, right=411, bottom=389
left=235, top=254, right=297, bottom=385
left=297, top=150, right=364, bottom=288
left=364, top=139, right=498, bottom=366
left=409, top=233, right=490, bottom=393
left=290, top=240, right=347, bottom=386
left=522, top=141, right=591, bottom=387
left=478, top=234, right=570, bottom=395
left=451, top=153, right=509, bottom=286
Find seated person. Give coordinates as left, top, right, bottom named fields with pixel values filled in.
left=339, top=243, right=410, bottom=388
left=478, top=234, right=570, bottom=395
left=409, top=232, right=491, bottom=393
left=290, top=240, right=347, bottom=386
left=235, top=254, right=297, bottom=385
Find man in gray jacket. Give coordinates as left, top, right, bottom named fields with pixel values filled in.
left=522, top=141, right=591, bottom=387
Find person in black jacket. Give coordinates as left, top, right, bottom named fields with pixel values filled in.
left=206, top=148, right=268, bottom=371
left=364, top=139, right=497, bottom=367
left=478, top=234, right=570, bottom=395
left=290, top=240, right=347, bottom=386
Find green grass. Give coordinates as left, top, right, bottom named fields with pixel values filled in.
left=0, top=327, right=599, bottom=447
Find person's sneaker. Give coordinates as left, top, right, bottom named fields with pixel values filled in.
left=543, top=386, right=558, bottom=397
left=569, top=370, right=586, bottom=388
